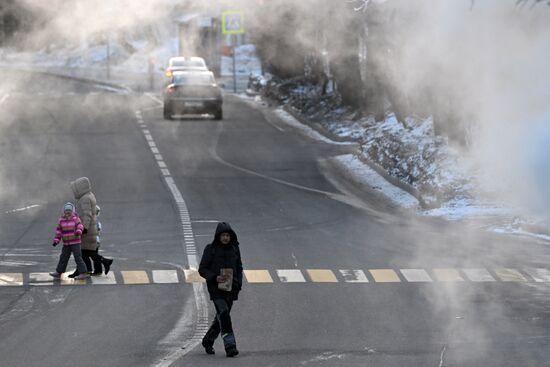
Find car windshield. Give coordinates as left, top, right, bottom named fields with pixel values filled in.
left=173, top=74, right=215, bottom=86
left=170, top=60, right=206, bottom=69
left=170, top=59, right=186, bottom=67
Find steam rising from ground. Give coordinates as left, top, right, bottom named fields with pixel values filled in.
left=3, top=0, right=549, bottom=216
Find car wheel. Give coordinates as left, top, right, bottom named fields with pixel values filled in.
left=213, top=108, right=223, bottom=120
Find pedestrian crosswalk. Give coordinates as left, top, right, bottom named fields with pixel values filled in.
left=1, top=267, right=549, bottom=287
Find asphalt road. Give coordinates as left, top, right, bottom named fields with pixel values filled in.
left=0, top=72, right=549, bottom=367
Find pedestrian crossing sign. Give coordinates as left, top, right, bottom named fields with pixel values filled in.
left=222, top=11, right=245, bottom=35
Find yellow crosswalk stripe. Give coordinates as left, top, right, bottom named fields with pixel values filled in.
left=244, top=270, right=273, bottom=283
left=121, top=271, right=150, bottom=284
left=307, top=269, right=338, bottom=282
left=494, top=268, right=527, bottom=282
left=369, top=269, right=401, bottom=283
left=0, top=273, right=23, bottom=286
left=184, top=269, right=205, bottom=283
left=433, top=268, right=464, bottom=282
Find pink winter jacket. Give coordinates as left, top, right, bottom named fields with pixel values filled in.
left=53, top=213, right=84, bottom=246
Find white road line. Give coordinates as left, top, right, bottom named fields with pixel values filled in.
left=151, top=147, right=160, bottom=154
left=340, top=269, right=369, bottom=283
left=145, top=92, right=164, bottom=106
left=277, top=269, right=306, bottom=283
left=523, top=268, right=550, bottom=282
left=134, top=110, right=209, bottom=366
left=400, top=269, right=433, bottom=282
left=209, top=123, right=358, bottom=207
left=4, top=204, right=41, bottom=214
left=462, top=268, right=496, bottom=282
left=0, top=93, right=10, bottom=105
left=153, top=270, right=179, bottom=284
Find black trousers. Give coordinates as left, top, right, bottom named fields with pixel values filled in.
left=203, top=298, right=236, bottom=349
left=81, top=249, right=107, bottom=273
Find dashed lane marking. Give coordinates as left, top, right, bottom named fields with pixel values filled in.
left=0, top=93, right=10, bottom=105
left=4, top=204, right=41, bottom=214
left=369, top=269, right=401, bottom=283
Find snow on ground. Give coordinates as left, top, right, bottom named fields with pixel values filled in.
left=273, top=108, right=356, bottom=146
left=333, top=154, right=420, bottom=210
left=242, top=89, right=550, bottom=242
left=421, top=197, right=511, bottom=221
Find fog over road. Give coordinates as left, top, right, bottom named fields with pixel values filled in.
left=0, top=73, right=549, bottom=367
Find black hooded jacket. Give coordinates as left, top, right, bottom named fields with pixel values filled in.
left=199, top=222, right=243, bottom=300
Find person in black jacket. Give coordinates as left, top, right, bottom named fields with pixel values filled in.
left=199, top=222, right=243, bottom=357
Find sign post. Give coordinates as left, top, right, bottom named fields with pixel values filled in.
left=222, top=11, right=245, bottom=93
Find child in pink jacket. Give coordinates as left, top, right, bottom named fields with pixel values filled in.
left=49, top=202, right=89, bottom=280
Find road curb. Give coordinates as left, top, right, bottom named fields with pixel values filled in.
left=281, top=104, right=428, bottom=209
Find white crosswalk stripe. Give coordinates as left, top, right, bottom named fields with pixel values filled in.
left=523, top=268, right=550, bottom=282
left=153, top=270, right=179, bottom=283
left=276, top=269, right=306, bottom=283
left=29, top=272, right=54, bottom=286
left=340, top=269, right=369, bottom=283
left=400, top=269, right=433, bottom=282
left=462, top=268, right=496, bottom=282
left=91, top=273, right=117, bottom=285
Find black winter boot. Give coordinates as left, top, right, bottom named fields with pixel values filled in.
left=201, top=340, right=215, bottom=355
left=222, top=333, right=238, bottom=357
left=103, top=258, right=113, bottom=275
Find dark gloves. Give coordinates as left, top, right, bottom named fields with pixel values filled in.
left=82, top=228, right=88, bottom=234
left=52, top=242, right=58, bottom=247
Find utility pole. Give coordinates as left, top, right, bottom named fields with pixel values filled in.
left=106, top=35, right=110, bottom=80
left=232, top=37, right=237, bottom=93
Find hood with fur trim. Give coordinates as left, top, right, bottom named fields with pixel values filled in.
left=70, top=177, right=91, bottom=200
